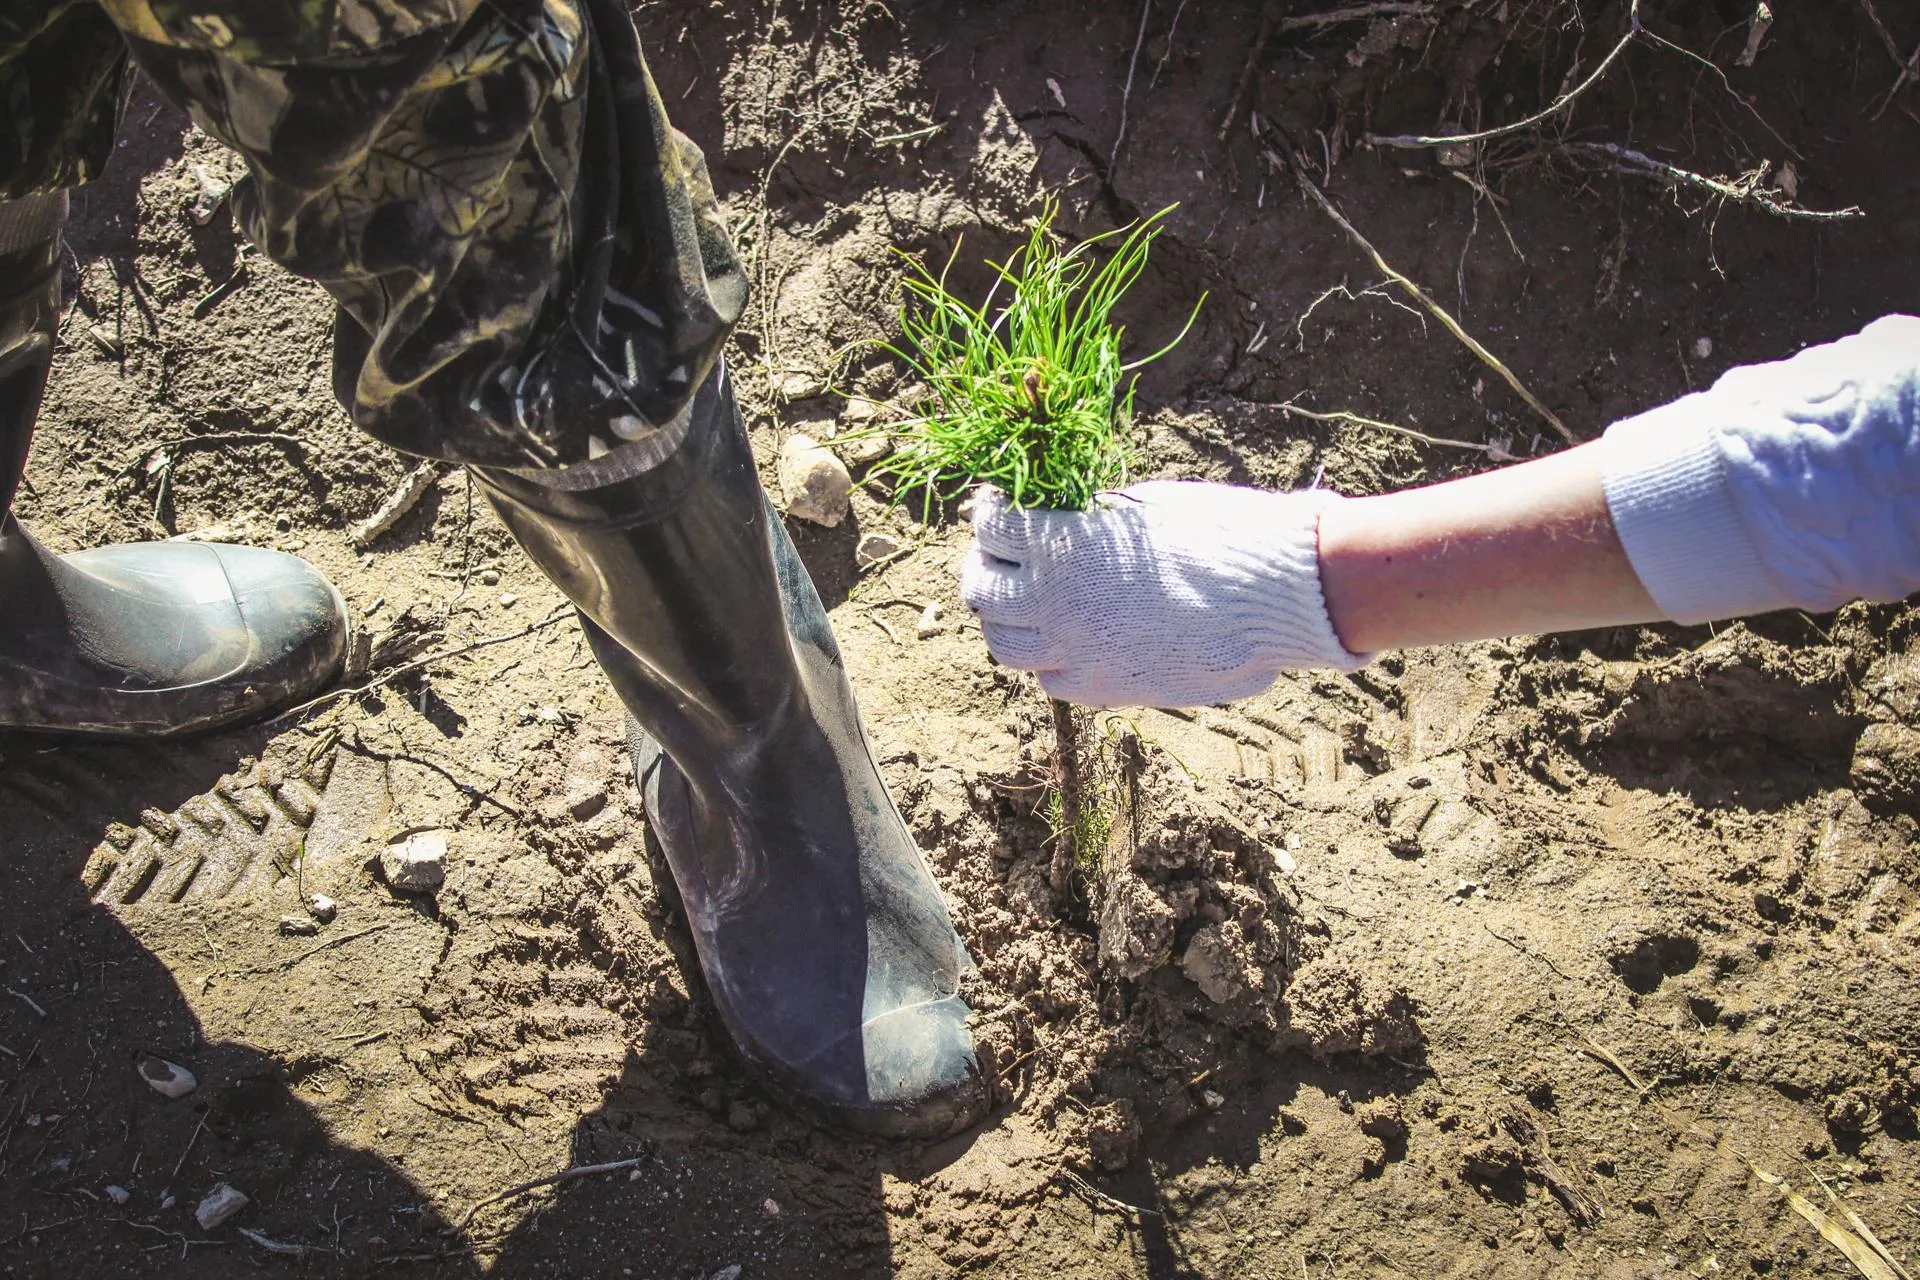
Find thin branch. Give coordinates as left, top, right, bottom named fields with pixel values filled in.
left=1857, top=0, right=1908, bottom=72
left=267, top=607, right=575, bottom=725
left=1367, top=0, right=1640, bottom=150
left=1273, top=149, right=1576, bottom=443
left=350, top=460, right=447, bottom=550
left=202, top=924, right=393, bottom=993
left=1110, top=0, right=1154, bottom=173
left=238, top=1227, right=321, bottom=1258
left=453, top=1157, right=646, bottom=1231
left=1280, top=2, right=1430, bottom=32
left=1217, top=0, right=1285, bottom=141
left=1635, top=27, right=1802, bottom=159
left=1277, top=401, right=1517, bottom=460
left=1564, top=143, right=1866, bottom=222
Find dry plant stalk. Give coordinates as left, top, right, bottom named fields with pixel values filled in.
left=1268, top=141, right=1577, bottom=444
left=1567, top=143, right=1865, bottom=223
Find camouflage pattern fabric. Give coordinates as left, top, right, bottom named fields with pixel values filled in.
left=0, top=0, right=746, bottom=471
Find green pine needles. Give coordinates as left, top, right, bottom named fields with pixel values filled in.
left=871, top=200, right=1204, bottom=515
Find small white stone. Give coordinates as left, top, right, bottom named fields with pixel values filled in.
left=479, top=568, right=500, bottom=586
left=1692, top=336, right=1713, bottom=361
left=777, top=434, right=852, bottom=527
left=854, top=532, right=903, bottom=571
left=1200, top=1088, right=1226, bottom=1110
left=104, top=1185, right=131, bottom=1206
left=195, top=1183, right=249, bottom=1231
left=915, top=602, right=944, bottom=639
left=498, top=592, right=518, bottom=608
left=310, top=895, right=338, bottom=924
left=278, top=915, right=319, bottom=937
left=761, top=1197, right=782, bottom=1217
left=709, top=1267, right=743, bottom=1280
left=830, top=429, right=892, bottom=468
left=779, top=371, right=822, bottom=399
left=381, top=830, right=448, bottom=893
left=839, top=395, right=883, bottom=423
left=139, top=1058, right=198, bottom=1099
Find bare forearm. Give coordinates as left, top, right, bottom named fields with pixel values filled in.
left=1318, top=443, right=1660, bottom=654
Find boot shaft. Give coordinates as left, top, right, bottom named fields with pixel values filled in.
left=474, top=367, right=816, bottom=759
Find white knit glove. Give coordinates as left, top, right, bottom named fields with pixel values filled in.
left=960, top=482, right=1367, bottom=708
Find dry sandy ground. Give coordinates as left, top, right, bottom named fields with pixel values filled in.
left=2, top=1, right=1917, bottom=1277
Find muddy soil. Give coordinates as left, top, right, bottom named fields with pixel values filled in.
left=3, top=1, right=1918, bottom=1277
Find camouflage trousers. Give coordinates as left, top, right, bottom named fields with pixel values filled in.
left=0, top=0, right=747, bottom=473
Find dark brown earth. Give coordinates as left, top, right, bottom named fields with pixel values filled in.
left=2, top=1, right=1918, bottom=1277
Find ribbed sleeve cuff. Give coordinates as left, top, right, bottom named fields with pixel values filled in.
left=1269, top=491, right=1371, bottom=672
left=1599, top=395, right=1784, bottom=625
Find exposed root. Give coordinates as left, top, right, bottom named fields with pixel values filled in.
left=1266, top=133, right=1577, bottom=444
left=1562, top=143, right=1866, bottom=222
left=1365, top=0, right=1641, bottom=152
left=1276, top=401, right=1518, bottom=461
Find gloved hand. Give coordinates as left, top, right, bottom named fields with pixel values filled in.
left=960, top=481, right=1367, bottom=708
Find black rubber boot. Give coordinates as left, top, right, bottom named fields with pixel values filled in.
left=0, top=196, right=350, bottom=738
left=476, top=370, right=988, bottom=1139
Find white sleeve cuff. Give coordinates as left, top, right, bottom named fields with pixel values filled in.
left=1598, top=395, right=1787, bottom=625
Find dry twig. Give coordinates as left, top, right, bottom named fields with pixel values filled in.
left=190, top=262, right=249, bottom=318
left=1858, top=0, right=1909, bottom=72
left=1735, top=2, right=1773, bottom=67
left=1575, top=1031, right=1652, bottom=1098
left=1280, top=1, right=1429, bottom=32
left=1271, top=147, right=1576, bottom=443
left=1053, top=1168, right=1162, bottom=1219
left=1217, top=0, right=1286, bottom=141
left=453, top=1157, right=646, bottom=1231
left=1367, top=0, right=1641, bottom=151
left=268, top=606, right=575, bottom=724
left=1859, top=0, right=1920, bottom=117
left=201, top=924, right=393, bottom=993
left=1110, top=0, right=1154, bottom=172
left=237, top=1227, right=319, bottom=1258
left=1278, top=401, right=1516, bottom=460
left=350, top=460, right=448, bottom=550
left=1563, top=143, right=1865, bottom=222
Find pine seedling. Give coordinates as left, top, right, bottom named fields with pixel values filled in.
left=868, top=199, right=1203, bottom=518
left=867, top=200, right=1204, bottom=894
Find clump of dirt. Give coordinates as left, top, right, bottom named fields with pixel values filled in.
left=1096, top=748, right=1299, bottom=1031
left=1822, top=1043, right=1918, bottom=1137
